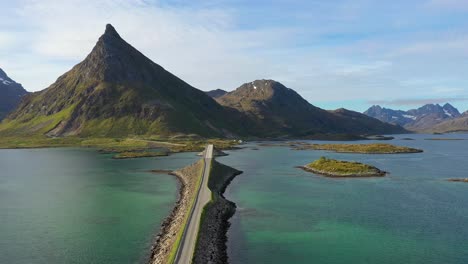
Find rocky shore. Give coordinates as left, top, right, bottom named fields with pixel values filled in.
left=193, top=160, right=242, bottom=264
left=149, top=160, right=204, bottom=264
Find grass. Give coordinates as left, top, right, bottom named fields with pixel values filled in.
left=0, top=136, right=240, bottom=154
left=304, top=157, right=385, bottom=177
left=0, top=104, right=77, bottom=136
left=112, top=151, right=168, bottom=159
left=294, top=143, right=423, bottom=154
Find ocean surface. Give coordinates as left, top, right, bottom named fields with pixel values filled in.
left=1, top=134, right=468, bottom=263
left=222, top=134, right=468, bottom=264
left=0, top=148, right=197, bottom=264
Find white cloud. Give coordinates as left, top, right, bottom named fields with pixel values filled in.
left=0, top=0, right=467, bottom=111
left=4, top=0, right=298, bottom=92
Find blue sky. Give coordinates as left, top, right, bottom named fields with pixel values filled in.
left=1, top=0, right=468, bottom=112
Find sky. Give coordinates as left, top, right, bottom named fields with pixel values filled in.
left=1, top=0, right=468, bottom=112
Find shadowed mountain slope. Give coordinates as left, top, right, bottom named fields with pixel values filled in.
left=0, top=68, right=28, bottom=120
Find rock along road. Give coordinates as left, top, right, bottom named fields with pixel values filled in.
left=174, top=144, right=213, bottom=264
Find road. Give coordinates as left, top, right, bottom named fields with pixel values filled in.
left=174, top=144, right=214, bottom=264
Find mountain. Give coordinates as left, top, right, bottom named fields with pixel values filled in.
left=364, top=105, right=414, bottom=126
left=0, top=24, right=246, bottom=137
left=216, top=80, right=406, bottom=137
left=0, top=25, right=406, bottom=139
left=364, top=103, right=461, bottom=131
left=205, top=89, right=227, bottom=98
left=0, top=68, right=28, bottom=120
left=430, top=115, right=468, bottom=133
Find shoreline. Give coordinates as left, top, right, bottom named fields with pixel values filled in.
left=148, top=157, right=242, bottom=264
left=148, top=170, right=186, bottom=264
left=298, top=165, right=386, bottom=178
left=193, top=160, right=243, bottom=264
left=148, top=160, right=204, bottom=264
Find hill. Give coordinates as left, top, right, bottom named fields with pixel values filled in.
left=216, top=80, right=406, bottom=137
left=0, top=68, right=28, bottom=120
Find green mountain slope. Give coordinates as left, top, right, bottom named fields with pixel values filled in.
left=0, top=25, right=245, bottom=138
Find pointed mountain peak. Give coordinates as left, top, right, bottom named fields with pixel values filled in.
left=97, top=24, right=124, bottom=46
left=443, top=102, right=455, bottom=109
left=103, top=24, right=121, bottom=38
left=75, top=23, right=160, bottom=83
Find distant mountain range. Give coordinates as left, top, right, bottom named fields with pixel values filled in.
left=0, top=68, right=28, bottom=120
left=0, top=24, right=405, bottom=138
left=364, top=103, right=468, bottom=132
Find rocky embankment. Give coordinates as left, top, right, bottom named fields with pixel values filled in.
left=193, top=160, right=242, bottom=264
left=149, top=160, right=204, bottom=264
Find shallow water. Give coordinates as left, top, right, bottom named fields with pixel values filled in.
left=222, top=134, right=468, bottom=264
left=0, top=148, right=197, bottom=264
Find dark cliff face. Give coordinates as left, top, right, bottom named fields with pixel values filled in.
left=0, top=68, right=28, bottom=120
left=364, top=103, right=462, bottom=131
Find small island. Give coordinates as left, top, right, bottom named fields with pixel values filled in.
left=447, top=178, right=468, bottom=183
left=112, top=151, right=168, bottom=159
left=293, top=143, right=423, bottom=154
left=299, top=157, right=386, bottom=177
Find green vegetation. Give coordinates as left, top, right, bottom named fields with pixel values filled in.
left=0, top=136, right=239, bottom=154
left=293, top=143, right=423, bottom=154
left=302, top=157, right=386, bottom=177
left=112, top=151, right=168, bottom=159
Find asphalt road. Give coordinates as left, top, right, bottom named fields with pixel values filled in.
left=174, top=144, right=213, bottom=264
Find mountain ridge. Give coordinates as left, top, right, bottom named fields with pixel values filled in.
left=364, top=103, right=462, bottom=131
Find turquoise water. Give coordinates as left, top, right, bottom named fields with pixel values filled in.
left=2, top=135, right=468, bottom=264
left=0, top=148, right=197, bottom=264
left=222, top=134, right=468, bottom=264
